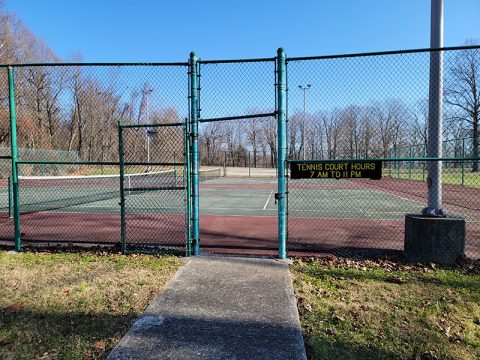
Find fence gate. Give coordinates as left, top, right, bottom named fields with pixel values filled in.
left=119, top=120, right=190, bottom=254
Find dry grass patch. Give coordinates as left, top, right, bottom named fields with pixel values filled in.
left=291, top=257, right=480, bottom=360
left=0, top=251, right=182, bottom=359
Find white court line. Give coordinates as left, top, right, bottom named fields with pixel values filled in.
left=263, top=190, right=274, bottom=210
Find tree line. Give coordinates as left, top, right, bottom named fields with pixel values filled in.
left=0, top=7, right=478, bottom=170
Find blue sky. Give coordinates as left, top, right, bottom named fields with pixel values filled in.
left=5, top=0, right=480, bottom=62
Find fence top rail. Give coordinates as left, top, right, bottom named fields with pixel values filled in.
left=286, top=45, right=480, bottom=62
left=199, top=57, right=276, bottom=64
left=120, top=121, right=185, bottom=129
left=1, top=62, right=189, bottom=68
left=199, top=112, right=276, bottom=123
left=1, top=45, right=478, bottom=68
left=288, top=157, right=480, bottom=163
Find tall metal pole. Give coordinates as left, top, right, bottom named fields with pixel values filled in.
left=8, top=67, right=21, bottom=251
left=143, top=87, right=153, bottom=171
left=298, top=84, right=311, bottom=160
left=277, top=48, right=287, bottom=259
left=423, top=0, right=445, bottom=216
left=189, top=52, right=200, bottom=255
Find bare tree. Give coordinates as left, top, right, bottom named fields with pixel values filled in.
left=445, top=44, right=480, bottom=171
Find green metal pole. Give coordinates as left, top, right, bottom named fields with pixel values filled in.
left=388, top=149, right=392, bottom=177
left=189, top=52, right=200, bottom=255
left=185, top=123, right=192, bottom=256
left=61, top=151, right=65, bottom=175
left=396, top=147, right=400, bottom=178
left=461, top=137, right=465, bottom=186
left=409, top=145, right=413, bottom=179
left=8, top=176, right=12, bottom=218
left=41, top=149, right=45, bottom=176
left=8, top=67, right=21, bottom=252
left=423, top=144, right=427, bottom=181
left=277, top=48, right=287, bottom=259
left=224, top=151, right=227, bottom=177
left=118, top=120, right=126, bottom=254
left=173, top=151, right=178, bottom=185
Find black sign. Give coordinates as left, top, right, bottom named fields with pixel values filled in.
left=290, top=160, right=382, bottom=180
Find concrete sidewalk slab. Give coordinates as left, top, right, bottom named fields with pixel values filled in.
left=107, top=255, right=306, bottom=360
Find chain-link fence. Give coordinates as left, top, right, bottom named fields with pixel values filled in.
left=120, top=122, right=187, bottom=252
left=0, top=63, right=189, bottom=251
left=1, top=46, right=479, bottom=259
left=286, top=47, right=480, bottom=259
left=198, top=59, right=277, bottom=170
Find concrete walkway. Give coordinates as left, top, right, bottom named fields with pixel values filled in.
left=107, top=256, right=307, bottom=360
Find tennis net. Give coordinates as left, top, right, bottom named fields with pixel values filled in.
left=199, top=168, right=222, bottom=181
left=15, top=170, right=180, bottom=214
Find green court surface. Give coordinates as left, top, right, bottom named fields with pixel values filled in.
left=0, top=176, right=475, bottom=221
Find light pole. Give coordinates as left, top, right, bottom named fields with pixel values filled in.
left=298, top=84, right=311, bottom=160
left=142, top=87, right=154, bottom=171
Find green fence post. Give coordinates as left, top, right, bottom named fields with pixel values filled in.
left=118, top=120, right=126, bottom=254
left=388, top=148, right=392, bottom=177
left=8, top=176, right=12, bottom=218
left=8, top=67, right=21, bottom=252
left=189, top=52, right=200, bottom=255
left=173, top=151, right=177, bottom=184
left=41, top=149, right=45, bottom=176
left=423, top=144, right=427, bottom=181
left=224, top=151, right=227, bottom=177
left=185, top=123, right=192, bottom=256
left=408, top=145, right=413, bottom=179
left=396, top=147, right=400, bottom=178
left=277, top=48, right=287, bottom=260
left=461, top=137, right=465, bottom=186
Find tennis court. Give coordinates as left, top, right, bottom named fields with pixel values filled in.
left=1, top=169, right=480, bottom=258
left=198, top=174, right=480, bottom=257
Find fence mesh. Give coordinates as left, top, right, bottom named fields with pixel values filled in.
left=121, top=123, right=187, bottom=252
left=11, top=163, right=120, bottom=245
left=286, top=48, right=480, bottom=259
left=198, top=60, right=277, bottom=169
left=288, top=160, right=480, bottom=258
left=0, top=63, right=189, bottom=251
left=0, top=47, right=479, bottom=259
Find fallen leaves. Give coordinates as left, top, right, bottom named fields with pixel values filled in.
left=93, top=340, right=106, bottom=351
left=3, top=303, right=22, bottom=315
left=386, top=276, right=407, bottom=284
left=415, top=351, right=438, bottom=360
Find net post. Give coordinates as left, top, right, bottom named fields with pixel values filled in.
left=118, top=120, right=126, bottom=254
left=277, top=48, right=287, bottom=260
left=8, top=67, right=21, bottom=252
left=224, top=151, right=227, bottom=177
left=189, top=51, right=200, bottom=255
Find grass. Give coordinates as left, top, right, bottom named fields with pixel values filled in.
left=385, top=168, right=480, bottom=188
left=291, top=257, right=480, bottom=360
left=0, top=251, right=182, bottom=359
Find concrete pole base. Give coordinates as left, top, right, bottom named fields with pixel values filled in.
left=404, top=214, right=465, bottom=264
